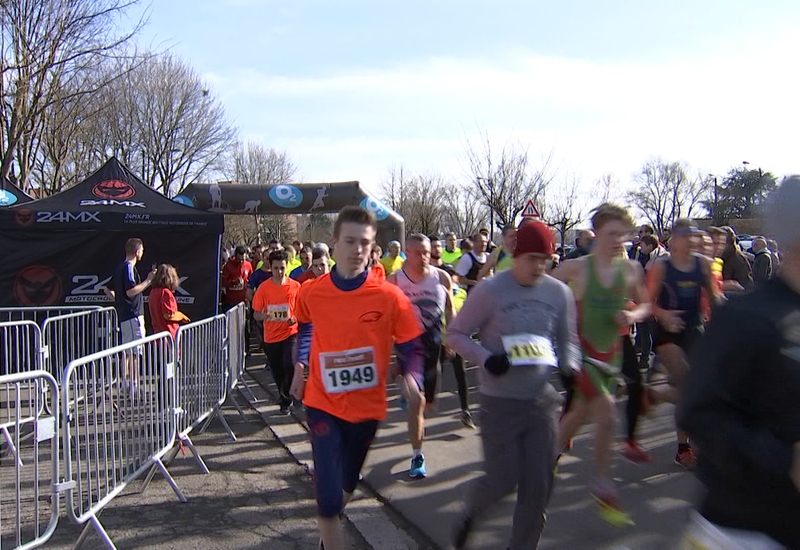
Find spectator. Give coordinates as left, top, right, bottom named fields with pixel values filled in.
left=720, top=226, right=753, bottom=290
left=221, top=245, right=254, bottom=311
left=752, top=237, right=773, bottom=284
left=629, top=224, right=654, bottom=267
left=268, top=239, right=282, bottom=253
left=380, top=240, right=404, bottom=275
left=567, top=229, right=595, bottom=259
left=290, top=247, right=312, bottom=280
left=642, top=234, right=669, bottom=273
left=297, top=247, right=331, bottom=283
left=108, top=238, right=155, bottom=390
left=768, top=238, right=782, bottom=271
left=148, top=264, right=190, bottom=339
left=455, top=232, right=489, bottom=293
left=292, top=240, right=303, bottom=252
left=460, top=237, right=473, bottom=254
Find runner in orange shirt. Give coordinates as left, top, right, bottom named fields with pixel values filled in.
left=289, top=206, right=424, bottom=550
left=252, top=250, right=301, bottom=415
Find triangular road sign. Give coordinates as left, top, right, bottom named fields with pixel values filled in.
left=521, top=199, right=540, bottom=218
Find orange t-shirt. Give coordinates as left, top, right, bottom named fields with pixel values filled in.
left=252, top=277, right=301, bottom=343
left=370, top=263, right=386, bottom=280
left=296, top=271, right=422, bottom=423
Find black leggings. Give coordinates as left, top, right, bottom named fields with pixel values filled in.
left=621, top=334, right=642, bottom=442
left=441, top=348, right=469, bottom=411
left=263, top=334, right=296, bottom=407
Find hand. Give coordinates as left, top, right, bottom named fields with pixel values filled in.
left=442, top=345, right=455, bottom=359
left=286, top=316, right=297, bottom=326
left=289, top=363, right=306, bottom=401
left=146, top=270, right=156, bottom=282
left=401, top=373, right=423, bottom=410
left=659, top=310, right=685, bottom=333
left=792, top=442, right=800, bottom=493
left=484, top=354, right=511, bottom=377
left=615, top=309, right=636, bottom=328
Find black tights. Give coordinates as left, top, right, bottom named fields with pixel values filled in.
left=442, top=349, right=469, bottom=411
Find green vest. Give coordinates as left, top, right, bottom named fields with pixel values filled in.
left=441, top=247, right=462, bottom=267
left=578, top=255, right=626, bottom=371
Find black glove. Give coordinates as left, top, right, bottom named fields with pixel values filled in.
left=484, top=354, right=511, bottom=377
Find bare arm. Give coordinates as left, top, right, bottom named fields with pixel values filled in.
left=126, top=274, right=154, bottom=298
left=551, top=258, right=580, bottom=284
left=478, top=247, right=501, bottom=280
left=621, top=260, right=651, bottom=325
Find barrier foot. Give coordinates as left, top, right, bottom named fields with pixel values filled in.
left=141, top=446, right=180, bottom=494
left=229, top=393, right=249, bottom=422
left=0, top=426, right=23, bottom=467
left=201, top=409, right=237, bottom=442
left=238, top=380, right=258, bottom=404
left=74, top=513, right=116, bottom=550
left=153, top=457, right=188, bottom=503
left=182, top=435, right=210, bottom=474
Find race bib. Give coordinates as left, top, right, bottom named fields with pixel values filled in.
left=502, top=334, right=557, bottom=367
left=266, top=304, right=290, bottom=321
left=320, top=347, right=378, bottom=394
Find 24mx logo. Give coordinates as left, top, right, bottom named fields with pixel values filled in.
left=66, top=274, right=195, bottom=304
left=37, top=211, right=101, bottom=223
left=79, top=199, right=145, bottom=208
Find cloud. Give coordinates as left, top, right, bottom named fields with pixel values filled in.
left=207, top=31, right=800, bottom=191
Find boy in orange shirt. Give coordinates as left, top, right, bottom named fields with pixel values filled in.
left=253, top=250, right=301, bottom=415
left=289, top=207, right=424, bottom=550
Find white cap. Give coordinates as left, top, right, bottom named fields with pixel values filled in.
left=764, top=175, right=800, bottom=251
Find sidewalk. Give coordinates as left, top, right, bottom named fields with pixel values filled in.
left=248, top=357, right=697, bottom=550
left=46, top=397, right=370, bottom=549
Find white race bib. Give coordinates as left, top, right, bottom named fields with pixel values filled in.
left=502, top=334, right=557, bottom=367
left=266, top=304, right=290, bottom=321
left=320, top=347, right=379, bottom=394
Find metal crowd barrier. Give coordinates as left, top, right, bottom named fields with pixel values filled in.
left=41, top=308, right=119, bottom=384
left=224, top=303, right=255, bottom=415
left=1, top=322, right=45, bottom=463
left=0, top=370, right=60, bottom=550
left=0, top=306, right=102, bottom=327
left=152, top=315, right=233, bottom=478
left=61, top=333, right=185, bottom=549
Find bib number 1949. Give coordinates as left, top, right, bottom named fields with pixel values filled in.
left=320, top=347, right=379, bottom=394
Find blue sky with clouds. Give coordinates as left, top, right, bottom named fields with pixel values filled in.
left=134, top=1, right=800, bottom=196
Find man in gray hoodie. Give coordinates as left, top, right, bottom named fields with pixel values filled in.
left=448, top=219, right=580, bottom=550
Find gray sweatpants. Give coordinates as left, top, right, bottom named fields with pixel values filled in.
left=466, top=388, right=561, bottom=550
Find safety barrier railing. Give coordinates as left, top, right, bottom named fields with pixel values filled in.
left=61, top=333, right=185, bottom=549
left=41, top=308, right=119, bottom=385
left=223, top=303, right=255, bottom=417
left=0, top=306, right=102, bottom=327
left=1, top=322, right=45, bottom=463
left=151, top=315, right=233, bottom=479
left=0, top=370, right=60, bottom=550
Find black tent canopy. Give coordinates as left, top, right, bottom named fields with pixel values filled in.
left=0, top=158, right=224, bottom=320
left=0, top=178, right=33, bottom=207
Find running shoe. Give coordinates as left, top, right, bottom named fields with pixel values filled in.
left=593, top=489, right=634, bottom=527
left=409, top=454, right=426, bottom=479
left=621, top=440, right=652, bottom=464
left=279, top=403, right=291, bottom=416
left=461, top=409, right=476, bottom=429
left=675, top=447, right=697, bottom=470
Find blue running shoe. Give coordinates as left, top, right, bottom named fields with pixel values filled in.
left=409, top=454, right=426, bottom=478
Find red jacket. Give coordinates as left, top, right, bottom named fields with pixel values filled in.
left=221, top=258, right=253, bottom=305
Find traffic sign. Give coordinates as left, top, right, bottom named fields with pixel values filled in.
left=521, top=199, right=540, bottom=218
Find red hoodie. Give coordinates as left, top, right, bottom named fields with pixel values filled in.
left=221, top=258, right=253, bottom=305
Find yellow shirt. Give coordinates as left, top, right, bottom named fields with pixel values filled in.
left=287, top=258, right=301, bottom=273
left=380, top=255, right=404, bottom=276
left=441, top=248, right=462, bottom=267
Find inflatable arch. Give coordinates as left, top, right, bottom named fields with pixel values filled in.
left=178, top=181, right=405, bottom=246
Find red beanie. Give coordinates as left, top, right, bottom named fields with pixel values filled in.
left=514, top=220, right=555, bottom=257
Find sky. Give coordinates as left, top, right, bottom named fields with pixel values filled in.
left=131, top=0, right=800, bottom=199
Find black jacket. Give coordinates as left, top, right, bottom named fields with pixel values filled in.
left=678, top=278, right=800, bottom=548
left=752, top=249, right=773, bottom=284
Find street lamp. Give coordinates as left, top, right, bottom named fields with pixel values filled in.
left=477, top=176, right=495, bottom=241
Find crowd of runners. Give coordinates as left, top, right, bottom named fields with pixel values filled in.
left=217, top=179, right=800, bottom=550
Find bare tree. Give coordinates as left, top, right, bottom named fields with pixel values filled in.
left=595, top=173, right=626, bottom=204
left=226, top=140, right=300, bottom=243
left=0, top=0, right=146, bottom=190
left=543, top=172, right=588, bottom=246
left=379, top=166, right=450, bottom=235
left=441, top=185, right=489, bottom=238
left=462, top=130, right=554, bottom=234
left=626, top=157, right=710, bottom=236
